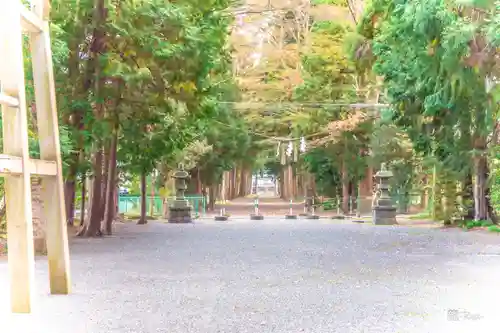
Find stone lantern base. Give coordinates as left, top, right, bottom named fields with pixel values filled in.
left=168, top=200, right=192, bottom=223
left=372, top=205, right=397, bottom=225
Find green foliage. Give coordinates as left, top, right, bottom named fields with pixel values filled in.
left=488, top=225, right=500, bottom=233
left=294, top=21, right=354, bottom=105
left=44, top=0, right=251, bottom=192
left=455, top=0, right=494, bottom=8
left=489, top=148, right=500, bottom=212
left=197, top=100, right=252, bottom=185
left=311, top=0, right=348, bottom=5
left=303, top=148, right=342, bottom=197
left=367, top=0, right=498, bottom=167
left=461, top=219, right=494, bottom=229
left=355, top=0, right=500, bottom=221
left=291, top=13, right=371, bottom=191
left=321, top=199, right=339, bottom=210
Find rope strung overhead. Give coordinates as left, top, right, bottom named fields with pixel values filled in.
left=218, top=101, right=389, bottom=108
left=213, top=101, right=387, bottom=142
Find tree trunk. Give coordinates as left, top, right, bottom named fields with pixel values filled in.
left=78, top=148, right=104, bottom=237
left=103, top=129, right=118, bottom=235
left=282, top=167, right=288, bottom=199
left=99, top=140, right=110, bottom=225
left=255, top=171, right=261, bottom=196
left=137, top=171, right=148, bottom=225
left=149, top=173, right=156, bottom=217
left=486, top=183, right=498, bottom=224
left=209, top=185, right=216, bottom=211
left=233, top=169, right=238, bottom=199
left=162, top=177, right=169, bottom=218
left=474, top=155, right=489, bottom=221
left=114, top=186, right=119, bottom=219
left=349, top=181, right=357, bottom=213
left=162, top=198, right=169, bottom=218
left=431, top=165, right=444, bottom=221
left=420, top=175, right=428, bottom=210
left=287, top=164, right=293, bottom=199
left=244, top=167, right=251, bottom=196
left=229, top=169, right=235, bottom=199
left=234, top=166, right=240, bottom=198
left=0, top=196, right=6, bottom=220
left=293, top=165, right=300, bottom=199
left=63, top=118, right=84, bottom=226
left=248, top=171, right=253, bottom=196
left=357, top=166, right=373, bottom=216
left=227, top=170, right=232, bottom=199
left=196, top=168, right=202, bottom=194
left=78, top=0, right=107, bottom=236
left=64, top=180, right=76, bottom=226
left=220, top=172, right=226, bottom=201
left=462, top=173, right=474, bottom=220
left=80, top=174, right=87, bottom=226
left=238, top=167, right=245, bottom=197
left=342, top=162, right=349, bottom=214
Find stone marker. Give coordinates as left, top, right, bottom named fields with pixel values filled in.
left=168, top=164, right=192, bottom=223
left=250, top=198, right=264, bottom=220
left=214, top=208, right=228, bottom=221
left=330, top=197, right=345, bottom=220
left=285, top=199, right=297, bottom=219
left=372, top=163, right=397, bottom=225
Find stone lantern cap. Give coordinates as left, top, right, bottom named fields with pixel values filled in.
left=172, top=169, right=189, bottom=179
left=374, top=163, right=393, bottom=179
left=172, top=164, right=189, bottom=179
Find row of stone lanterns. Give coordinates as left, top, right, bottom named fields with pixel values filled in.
left=300, top=163, right=397, bottom=224
left=166, top=163, right=397, bottom=224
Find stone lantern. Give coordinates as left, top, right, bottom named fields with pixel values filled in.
left=168, top=164, right=192, bottom=223
left=372, top=163, right=397, bottom=225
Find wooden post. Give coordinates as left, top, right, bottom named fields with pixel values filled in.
left=0, top=0, right=71, bottom=312
left=30, top=0, right=71, bottom=295
left=0, top=1, right=35, bottom=313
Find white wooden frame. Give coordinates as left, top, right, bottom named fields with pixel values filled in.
left=0, top=0, right=70, bottom=313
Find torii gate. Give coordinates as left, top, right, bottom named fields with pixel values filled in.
left=0, top=0, right=70, bottom=313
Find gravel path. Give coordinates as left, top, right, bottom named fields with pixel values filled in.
left=1, top=218, right=500, bottom=332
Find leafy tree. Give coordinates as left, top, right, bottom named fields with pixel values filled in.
left=355, top=0, right=500, bottom=222
left=41, top=0, right=251, bottom=234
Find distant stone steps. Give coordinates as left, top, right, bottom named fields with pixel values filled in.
left=228, top=196, right=304, bottom=205
left=214, top=196, right=307, bottom=215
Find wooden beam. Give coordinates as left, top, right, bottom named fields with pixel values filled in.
left=0, top=0, right=36, bottom=313
left=20, top=5, right=44, bottom=34
left=28, top=0, right=52, bottom=21
left=0, top=154, right=58, bottom=177
left=29, top=158, right=58, bottom=176
left=30, top=1, right=71, bottom=295
left=44, top=0, right=51, bottom=19
left=0, top=93, right=20, bottom=108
